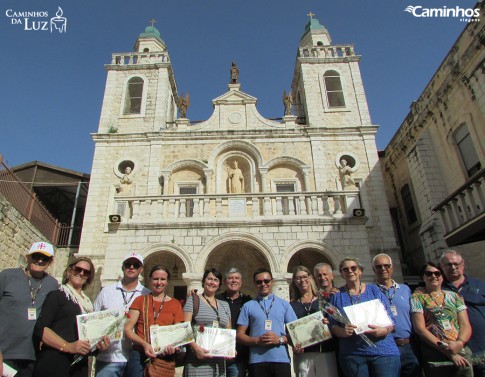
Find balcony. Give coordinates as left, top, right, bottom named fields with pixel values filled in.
left=113, top=191, right=363, bottom=226
left=298, top=45, right=357, bottom=60
left=110, top=52, right=170, bottom=65
left=433, top=169, right=485, bottom=246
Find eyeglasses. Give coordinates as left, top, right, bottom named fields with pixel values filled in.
left=295, top=275, right=310, bottom=282
left=342, top=265, right=358, bottom=273
left=30, top=254, right=52, bottom=262
left=71, top=265, right=91, bottom=277
left=424, top=270, right=442, bottom=278
left=443, top=262, right=463, bottom=268
left=374, top=264, right=391, bottom=270
left=255, top=279, right=272, bottom=285
left=123, top=261, right=142, bottom=269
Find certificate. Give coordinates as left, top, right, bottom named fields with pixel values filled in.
left=343, top=299, right=393, bottom=335
left=195, top=327, right=236, bottom=358
left=286, top=311, right=332, bottom=348
left=77, top=308, right=127, bottom=347
left=2, top=362, right=17, bottom=377
left=150, top=322, right=195, bottom=355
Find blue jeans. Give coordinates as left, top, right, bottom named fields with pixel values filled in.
left=398, top=343, right=421, bottom=377
left=227, top=360, right=248, bottom=377
left=123, top=350, right=145, bottom=377
left=339, top=354, right=401, bottom=377
left=95, top=361, right=126, bottom=377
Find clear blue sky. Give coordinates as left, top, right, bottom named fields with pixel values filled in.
left=0, top=0, right=478, bottom=174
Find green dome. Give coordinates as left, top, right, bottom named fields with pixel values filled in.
left=300, top=17, right=327, bottom=40
left=139, top=25, right=164, bottom=44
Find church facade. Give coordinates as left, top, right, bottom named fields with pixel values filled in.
left=78, top=17, right=399, bottom=298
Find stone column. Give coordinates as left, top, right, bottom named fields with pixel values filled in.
left=302, top=166, right=311, bottom=191
left=271, top=273, right=291, bottom=301
left=161, top=170, right=171, bottom=195
left=203, top=169, right=214, bottom=194
left=182, top=272, right=203, bottom=293
left=259, top=168, right=268, bottom=193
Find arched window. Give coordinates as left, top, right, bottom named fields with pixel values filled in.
left=401, top=184, right=417, bottom=225
left=323, top=70, right=346, bottom=108
left=124, top=77, right=144, bottom=115
left=454, top=123, right=481, bottom=177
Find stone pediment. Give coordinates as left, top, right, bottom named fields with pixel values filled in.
left=180, top=83, right=292, bottom=132
left=212, top=84, right=257, bottom=105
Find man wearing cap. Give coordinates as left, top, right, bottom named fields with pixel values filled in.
left=93, top=252, right=150, bottom=377
left=0, top=241, right=59, bottom=377
left=372, top=253, right=421, bottom=377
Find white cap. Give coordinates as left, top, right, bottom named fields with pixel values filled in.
left=28, top=242, right=55, bottom=257
left=123, top=252, right=143, bottom=265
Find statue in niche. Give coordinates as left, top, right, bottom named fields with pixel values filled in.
left=338, top=158, right=356, bottom=189
left=282, top=90, right=293, bottom=116
left=176, top=93, right=190, bottom=118
left=117, top=166, right=135, bottom=195
left=230, top=62, right=239, bottom=84
left=227, top=160, right=244, bottom=194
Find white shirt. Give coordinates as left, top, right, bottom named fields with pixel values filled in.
left=93, top=280, right=151, bottom=363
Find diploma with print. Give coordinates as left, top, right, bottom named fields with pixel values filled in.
left=150, top=322, right=195, bottom=355
left=76, top=308, right=126, bottom=346
left=286, top=311, right=332, bottom=348
left=196, top=327, right=236, bottom=358
left=343, top=299, right=393, bottom=335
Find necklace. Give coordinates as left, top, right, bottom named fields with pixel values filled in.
left=346, top=283, right=362, bottom=305
left=299, top=295, right=315, bottom=315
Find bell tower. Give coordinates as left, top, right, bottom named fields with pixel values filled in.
left=97, top=22, right=178, bottom=134
left=291, top=13, right=372, bottom=128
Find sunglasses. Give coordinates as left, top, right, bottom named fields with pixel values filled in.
left=342, top=265, right=358, bottom=273
left=30, top=254, right=52, bottom=262
left=374, top=264, right=391, bottom=270
left=255, top=279, right=272, bottom=285
left=424, top=270, right=442, bottom=278
left=123, top=261, right=142, bottom=269
left=71, top=265, right=91, bottom=277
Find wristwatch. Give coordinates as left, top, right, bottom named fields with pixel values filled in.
left=279, top=336, right=285, bottom=345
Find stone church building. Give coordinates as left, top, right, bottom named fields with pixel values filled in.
left=78, top=16, right=399, bottom=299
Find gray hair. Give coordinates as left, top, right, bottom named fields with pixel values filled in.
left=225, top=267, right=241, bottom=279
left=339, top=257, right=365, bottom=272
left=372, top=253, right=393, bottom=266
left=314, top=263, right=333, bottom=276
left=439, top=250, right=463, bottom=264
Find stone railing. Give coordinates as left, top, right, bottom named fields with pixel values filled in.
left=113, top=191, right=362, bottom=222
left=433, top=169, right=485, bottom=236
left=299, top=45, right=356, bottom=59
left=110, top=52, right=170, bottom=65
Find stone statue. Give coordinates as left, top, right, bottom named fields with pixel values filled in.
left=176, top=93, right=190, bottom=118
left=117, top=166, right=134, bottom=195
left=230, top=62, right=239, bottom=84
left=228, top=160, right=244, bottom=194
left=339, top=158, right=356, bottom=189
left=282, top=90, right=293, bottom=116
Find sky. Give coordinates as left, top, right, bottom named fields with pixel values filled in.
left=0, top=0, right=479, bottom=174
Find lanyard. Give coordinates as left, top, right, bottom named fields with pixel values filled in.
left=346, top=284, right=362, bottom=305
left=26, top=270, right=44, bottom=307
left=121, top=290, right=137, bottom=308
left=152, top=294, right=167, bottom=322
left=202, top=294, right=221, bottom=323
left=427, top=290, right=445, bottom=317
left=258, top=296, right=275, bottom=319
left=377, top=282, right=397, bottom=304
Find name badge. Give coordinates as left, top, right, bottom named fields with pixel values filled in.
left=442, top=320, right=452, bottom=331
left=265, top=319, right=272, bottom=331
left=390, top=305, right=398, bottom=316
left=28, top=307, right=37, bottom=320
left=212, top=321, right=219, bottom=328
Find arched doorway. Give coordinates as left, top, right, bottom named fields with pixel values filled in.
left=143, top=252, right=187, bottom=301
left=287, top=248, right=334, bottom=275
left=205, top=242, right=270, bottom=296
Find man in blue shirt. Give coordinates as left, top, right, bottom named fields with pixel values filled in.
left=372, top=253, right=421, bottom=377
left=441, top=250, right=485, bottom=377
left=236, top=268, right=297, bottom=377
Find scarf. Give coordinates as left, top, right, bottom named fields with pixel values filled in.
left=60, top=283, right=94, bottom=314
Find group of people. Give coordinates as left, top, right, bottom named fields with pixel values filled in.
left=0, top=242, right=484, bottom=377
